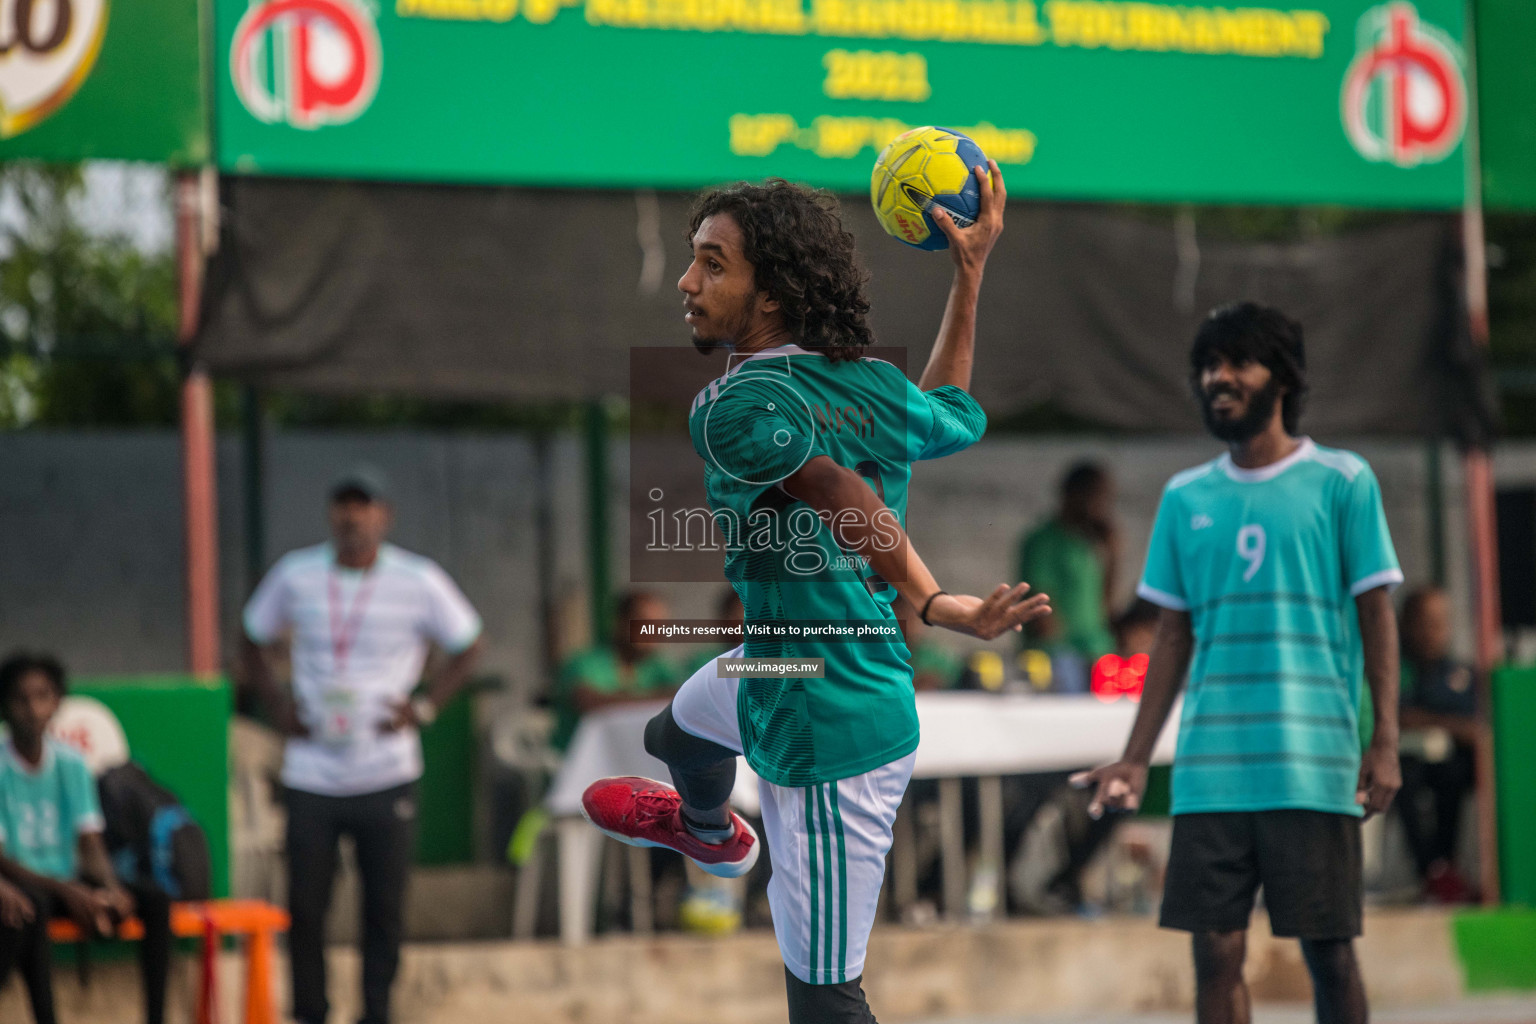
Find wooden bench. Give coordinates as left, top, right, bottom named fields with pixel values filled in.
left=48, top=898, right=289, bottom=1024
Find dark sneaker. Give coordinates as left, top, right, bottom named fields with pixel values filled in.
left=580, top=776, right=760, bottom=879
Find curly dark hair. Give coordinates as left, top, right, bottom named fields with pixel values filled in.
left=0, top=650, right=67, bottom=707
left=689, top=180, right=873, bottom=361
left=1189, top=302, right=1309, bottom=434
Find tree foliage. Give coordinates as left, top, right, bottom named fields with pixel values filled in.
left=0, top=162, right=182, bottom=427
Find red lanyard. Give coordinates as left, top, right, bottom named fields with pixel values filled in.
left=328, top=569, right=377, bottom=677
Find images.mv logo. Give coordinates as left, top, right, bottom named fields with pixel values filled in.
left=1341, top=1, right=1466, bottom=168
left=231, top=0, right=380, bottom=129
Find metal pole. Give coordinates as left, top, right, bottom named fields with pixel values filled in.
left=534, top=428, right=558, bottom=678
left=585, top=400, right=613, bottom=646
left=1426, top=440, right=1446, bottom=586
left=178, top=170, right=221, bottom=680
left=1459, top=0, right=1501, bottom=905
left=242, top=384, right=266, bottom=588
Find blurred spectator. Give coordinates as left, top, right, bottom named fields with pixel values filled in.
left=1396, top=584, right=1479, bottom=903
left=1113, top=599, right=1160, bottom=657
left=1007, top=604, right=1152, bottom=915
left=0, top=652, right=171, bottom=1024
left=241, top=467, right=484, bottom=1024
left=551, top=590, right=681, bottom=752
left=685, top=589, right=745, bottom=676
left=1017, top=463, right=1118, bottom=687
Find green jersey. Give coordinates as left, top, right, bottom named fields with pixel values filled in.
left=1017, top=518, right=1113, bottom=659
left=689, top=344, right=986, bottom=786
left=0, top=739, right=104, bottom=879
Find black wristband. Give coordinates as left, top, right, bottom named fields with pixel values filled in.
left=919, top=590, right=949, bottom=626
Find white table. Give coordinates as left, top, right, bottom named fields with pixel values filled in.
left=542, top=693, right=1180, bottom=944
left=540, top=701, right=756, bottom=944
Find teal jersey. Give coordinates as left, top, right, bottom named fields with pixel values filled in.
left=0, top=739, right=104, bottom=879
left=689, top=344, right=986, bottom=786
left=1138, top=439, right=1402, bottom=816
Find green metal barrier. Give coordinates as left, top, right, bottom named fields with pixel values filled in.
left=416, top=692, right=475, bottom=865
left=71, top=676, right=232, bottom=898
left=1493, top=666, right=1536, bottom=907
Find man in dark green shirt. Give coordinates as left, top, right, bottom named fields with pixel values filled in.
left=552, top=591, right=682, bottom=751
left=1017, top=462, right=1117, bottom=664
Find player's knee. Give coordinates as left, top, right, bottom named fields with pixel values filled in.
left=643, top=705, right=701, bottom=766
left=642, top=706, right=673, bottom=761
left=1192, top=931, right=1247, bottom=985
left=1300, top=938, right=1357, bottom=985
left=644, top=704, right=734, bottom=769
left=784, top=967, right=877, bottom=1024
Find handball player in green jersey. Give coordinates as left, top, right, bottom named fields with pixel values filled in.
left=584, top=168, right=1051, bottom=1023
left=1074, top=303, right=1403, bottom=1024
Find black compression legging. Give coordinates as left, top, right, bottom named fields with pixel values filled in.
left=643, top=703, right=738, bottom=811
left=785, top=967, right=879, bottom=1024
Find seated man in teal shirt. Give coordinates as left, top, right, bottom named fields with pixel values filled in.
left=0, top=652, right=172, bottom=1024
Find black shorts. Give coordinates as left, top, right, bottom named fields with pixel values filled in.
left=1159, top=810, right=1362, bottom=940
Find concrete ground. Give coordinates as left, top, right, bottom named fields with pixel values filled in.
left=5, top=910, right=1530, bottom=1024
left=918, top=997, right=1536, bottom=1024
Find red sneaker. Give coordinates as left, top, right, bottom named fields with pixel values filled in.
left=581, top=776, right=760, bottom=879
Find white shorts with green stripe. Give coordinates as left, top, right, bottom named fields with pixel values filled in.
left=672, top=651, right=916, bottom=985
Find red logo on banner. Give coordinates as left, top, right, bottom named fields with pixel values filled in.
left=1341, top=2, right=1465, bottom=168
left=231, top=0, right=380, bottom=129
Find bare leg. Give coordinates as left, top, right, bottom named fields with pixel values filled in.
left=1192, top=931, right=1250, bottom=1024
left=1300, top=938, right=1367, bottom=1024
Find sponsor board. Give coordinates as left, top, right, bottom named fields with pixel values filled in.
left=0, top=0, right=206, bottom=163
left=216, top=0, right=1468, bottom=207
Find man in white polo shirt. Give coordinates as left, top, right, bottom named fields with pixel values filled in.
left=241, top=467, right=483, bottom=1024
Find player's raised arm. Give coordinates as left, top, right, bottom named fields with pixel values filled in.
left=918, top=159, right=1006, bottom=393
left=782, top=455, right=1049, bottom=639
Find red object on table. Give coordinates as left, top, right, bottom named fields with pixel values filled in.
left=1091, top=653, right=1149, bottom=702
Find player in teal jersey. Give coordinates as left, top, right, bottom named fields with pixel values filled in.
left=1074, top=303, right=1402, bottom=1024
left=0, top=652, right=174, bottom=1024
left=584, top=173, right=1051, bottom=1024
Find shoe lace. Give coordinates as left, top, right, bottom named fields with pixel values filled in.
left=630, top=791, right=679, bottom=826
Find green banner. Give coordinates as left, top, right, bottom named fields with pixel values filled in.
left=1476, top=0, right=1536, bottom=211
left=0, top=0, right=208, bottom=165
left=215, top=0, right=1469, bottom=207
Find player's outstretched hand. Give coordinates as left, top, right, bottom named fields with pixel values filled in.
left=1356, top=738, right=1402, bottom=820
left=932, top=159, right=1005, bottom=276
left=925, top=582, right=1049, bottom=640
left=1069, top=760, right=1148, bottom=820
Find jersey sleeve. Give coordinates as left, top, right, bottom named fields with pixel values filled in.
left=63, top=752, right=105, bottom=836
left=419, top=561, right=483, bottom=653
left=691, top=372, right=827, bottom=509
left=1340, top=463, right=1403, bottom=596
left=1137, top=486, right=1188, bottom=611
left=243, top=556, right=294, bottom=644
left=907, top=384, right=987, bottom=461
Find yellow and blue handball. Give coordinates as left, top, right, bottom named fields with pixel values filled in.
left=870, top=126, right=989, bottom=251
